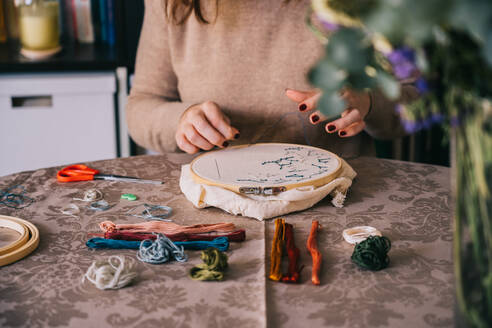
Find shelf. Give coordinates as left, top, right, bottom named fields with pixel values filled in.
left=0, top=41, right=123, bottom=72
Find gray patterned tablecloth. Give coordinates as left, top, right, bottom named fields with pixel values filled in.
left=0, top=154, right=453, bottom=327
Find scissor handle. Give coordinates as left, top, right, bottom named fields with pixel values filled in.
left=57, top=164, right=100, bottom=182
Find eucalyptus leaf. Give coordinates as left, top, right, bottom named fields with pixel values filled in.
left=376, top=71, right=400, bottom=100
left=308, top=59, right=345, bottom=91
left=317, top=92, right=346, bottom=117
left=326, top=29, right=370, bottom=72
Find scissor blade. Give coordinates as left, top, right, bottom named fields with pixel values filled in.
left=95, top=175, right=163, bottom=185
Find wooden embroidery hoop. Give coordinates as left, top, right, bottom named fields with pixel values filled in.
left=0, top=215, right=40, bottom=267
left=190, top=143, right=342, bottom=194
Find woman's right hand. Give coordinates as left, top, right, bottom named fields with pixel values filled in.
left=175, top=101, right=240, bottom=154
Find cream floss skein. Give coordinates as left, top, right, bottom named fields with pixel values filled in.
left=83, top=255, right=137, bottom=290
left=99, top=220, right=237, bottom=236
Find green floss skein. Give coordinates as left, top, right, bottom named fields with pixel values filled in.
left=351, top=235, right=391, bottom=271
left=190, top=247, right=228, bottom=281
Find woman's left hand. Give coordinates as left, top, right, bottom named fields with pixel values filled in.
left=285, top=88, right=371, bottom=137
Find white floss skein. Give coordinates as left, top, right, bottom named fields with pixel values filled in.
left=83, top=255, right=137, bottom=290
left=342, top=226, right=382, bottom=244
left=73, top=189, right=103, bottom=202
left=61, top=204, right=80, bottom=217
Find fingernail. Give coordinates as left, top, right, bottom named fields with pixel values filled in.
left=223, top=141, right=229, bottom=147
left=234, top=133, right=240, bottom=139
left=327, top=125, right=336, bottom=132
left=311, top=115, right=319, bottom=123
left=299, top=104, right=307, bottom=111
left=340, top=131, right=347, bottom=136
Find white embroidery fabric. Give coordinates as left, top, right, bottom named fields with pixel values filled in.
left=179, top=158, right=357, bottom=220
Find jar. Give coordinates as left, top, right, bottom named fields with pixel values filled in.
left=18, top=0, right=59, bottom=51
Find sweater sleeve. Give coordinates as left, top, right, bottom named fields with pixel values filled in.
left=364, top=83, right=419, bottom=140
left=126, top=0, right=194, bottom=153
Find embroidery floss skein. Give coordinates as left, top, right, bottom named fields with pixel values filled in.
left=342, top=226, right=382, bottom=244
left=83, top=255, right=137, bottom=290
left=269, top=218, right=285, bottom=281
left=0, top=185, right=34, bottom=209
left=99, top=220, right=236, bottom=235
left=86, top=236, right=230, bottom=252
left=281, top=223, right=302, bottom=283
left=189, top=247, right=228, bottom=281
left=73, top=189, right=103, bottom=202
left=60, top=204, right=80, bottom=217
left=137, top=233, right=187, bottom=264
left=351, top=235, right=391, bottom=271
left=307, top=220, right=322, bottom=285
left=90, top=229, right=246, bottom=243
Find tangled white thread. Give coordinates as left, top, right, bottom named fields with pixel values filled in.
left=83, top=256, right=138, bottom=290
left=61, top=204, right=80, bottom=217
left=73, top=189, right=103, bottom=202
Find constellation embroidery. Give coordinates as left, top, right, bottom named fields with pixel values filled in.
left=234, top=146, right=338, bottom=185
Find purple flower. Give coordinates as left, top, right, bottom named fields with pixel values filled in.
left=395, top=104, right=403, bottom=113
left=415, top=77, right=429, bottom=94
left=450, top=116, right=460, bottom=127
left=430, top=113, right=444, bottom=124
left=317, top=15, right=340, bottom=31
left=387, top=47, right=417, bottom=80
left=402, top=119, right=420, bottom=133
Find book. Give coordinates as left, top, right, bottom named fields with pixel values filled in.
left=98, top=0, right=107, bottom=43
left=106, top=0, right=115, bottom=46
left=0, top=0, right=7, bottom=43
left=73, top=0, right=94, bottom=43
left=90, top=0, right=101, bottom=43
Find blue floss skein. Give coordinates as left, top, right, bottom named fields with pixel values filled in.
left=86, top=236, right=230, bottom=252
left=137, top=233, right=187, bottom=264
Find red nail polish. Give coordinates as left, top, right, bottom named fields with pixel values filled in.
left=234, top=133, right=240, bottom=139
left=223, top=141, right=229, bottom=147
left=299, top=104, right=307, bottom=111
left=340, top=131, right=346, bottom=136
left=311, top=115, right=319, bottom=123
left=327, top=125, right=336, bottom=132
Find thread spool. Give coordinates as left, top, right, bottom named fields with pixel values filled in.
left=342, top=226, right=382, bottom=244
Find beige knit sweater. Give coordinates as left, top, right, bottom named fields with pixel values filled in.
left=127, top=0, right=417, bottom=158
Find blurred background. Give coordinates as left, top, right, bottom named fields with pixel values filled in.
left=0, top=0, right=449, bottom=177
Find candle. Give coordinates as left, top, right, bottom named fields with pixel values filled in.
left=18, top=0, right=59, bottom=50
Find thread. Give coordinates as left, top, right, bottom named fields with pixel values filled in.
left=126, top=203, right=173, bottom=221
left=88, top=200, right=112, bottom=211
left=86, top=236, right=229, bottom=252
left=61, top=204, right=80, bottom=217
left=99, top=220, right=237, bottom=236
left=137, top=233, right=187, bottom=264
left=82, top=255, right=137, bottom=290
left=307, top=220, right=322, bottom=285
left=189, top=247, right=228, bottom=281
left=90, top=229, right=246, bottom=243
left=343, top=226, right=382, bottom=244
left=281, top=223, right=302, bottom=283
left=0, top=185, right=34, bottom=209
left=269, top=218, right=285, bottom=281
left=351, top=235, right=391, bottom=271
left=73, top=189, right=103, bottom=202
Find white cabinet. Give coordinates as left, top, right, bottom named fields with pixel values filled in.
left=0, top=72, right=118, bottom=176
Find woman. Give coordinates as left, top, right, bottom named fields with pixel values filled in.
left=127, top=0, right=418, bottom=158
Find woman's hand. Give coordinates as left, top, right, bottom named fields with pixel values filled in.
left=175, top=101, right=240, bottom=154
left=285, top=88, right=371, bottom=137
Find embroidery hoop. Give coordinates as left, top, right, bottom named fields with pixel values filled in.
left=190, top=143, right=342, bottom=194
left=0, top=215, right=40, bottom=267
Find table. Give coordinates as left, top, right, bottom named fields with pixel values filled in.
left=0, top=154, right=454, bottom=327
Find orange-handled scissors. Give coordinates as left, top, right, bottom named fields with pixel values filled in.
left=57, top=164, right=163, bottom=185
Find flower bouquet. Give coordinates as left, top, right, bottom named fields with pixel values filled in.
left=308, top=0, right=492, bottom=326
